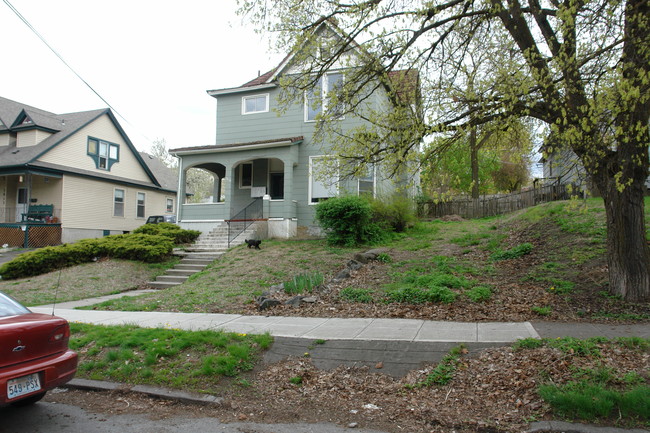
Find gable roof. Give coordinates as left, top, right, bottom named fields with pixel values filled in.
left=207, top=20, right=419, bottom=104
left=0, top=96, right=168, bottom=190
left=139, top=152, right=179, bottom=192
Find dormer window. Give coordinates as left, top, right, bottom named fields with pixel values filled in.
left=242, top=94, right=269, bottom=114
left=88, top=137, right=119, bottom=171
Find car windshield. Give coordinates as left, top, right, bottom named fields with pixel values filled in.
left=0, top=292, right=30, bottom=317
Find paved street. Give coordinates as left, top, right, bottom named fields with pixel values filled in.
left=0, top=400, right=388, bottom=433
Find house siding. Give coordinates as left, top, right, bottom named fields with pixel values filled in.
left=60, top=175, right=169, bottom=232
left=0, top=134, right=8, bottom=147
left=16, top=130, right=39, bottom=147
left=38, top=114, right=151, bottom=183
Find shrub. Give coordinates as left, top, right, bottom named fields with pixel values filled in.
left=0, top=234, right=175, bottom=280
left=315, top=196, right=384, bottom=246
left=133, top=223, right=200, bottom=244
left=368, top=194, right=417, bottom=232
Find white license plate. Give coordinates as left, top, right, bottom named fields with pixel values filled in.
left=7, top=373, right=41, bottom=399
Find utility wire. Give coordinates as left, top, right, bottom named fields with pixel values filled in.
left=2, top=0, right=139, bottom=135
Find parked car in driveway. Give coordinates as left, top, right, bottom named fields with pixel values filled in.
left=145, top=215, right=177, bottom=224
left=0, top=292, right=77, bottom=406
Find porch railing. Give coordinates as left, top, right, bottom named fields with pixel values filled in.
left=225, top=198, right=263, bottom=248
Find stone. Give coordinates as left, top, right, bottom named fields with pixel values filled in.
left=258, top=299, right=281, bottom=311
left=353, top=253, right=373, bottom=264
left=365, top=248, right=388, bottom=257
left=284, top=296, right=305, bottom=307
left=269, top=283, right=284, bottom=293
left=334, top=269, right=351, bottom=281
left=347, top=259, right=364, bottom=270
left=255, top=295, right=268, bottom=304
left=348, top=422, right=359, bottom=428
left=302, top=296, right=317, bottom=303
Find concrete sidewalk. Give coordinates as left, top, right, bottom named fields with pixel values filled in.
left=31, top=305, right=541, bottom=343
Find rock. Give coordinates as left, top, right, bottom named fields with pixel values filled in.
left=365, top=248, right=388, bottom=257
left=256, top=295, right=268, bottom=304
left=258, top=299, right=281, bottom=311
left=348, top=422, right=358, bottom=428
left=269, top=283, right=284, bottom=293
left=302, top=296, right=317, bottom=303
left=334, top=269, right=351, bottom=280
left=353, top=253, right=373, bottom=264
left=285, top=296, right=305, bottom=307
left=347, top=259, right=364, bottom=270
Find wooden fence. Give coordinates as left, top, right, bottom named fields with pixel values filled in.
left=417, top=182, right=576, bottom=219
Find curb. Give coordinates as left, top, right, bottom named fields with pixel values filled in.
left=63, top=378, right=224, bottom=406
left=528, top=421, right=649, bottom=433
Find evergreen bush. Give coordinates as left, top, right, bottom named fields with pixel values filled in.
left=315, top=196, right=384, bottom=246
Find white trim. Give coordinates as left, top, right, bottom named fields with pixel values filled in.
left=241, top=93, right=270, bottom=115
left=171, top=140, right=296, bottom=156
left=113, top=187, right=125, bottom=218
left=182, top=202, right=226, bottom=206
left=239, top=162, right=253, bottom=189
left=308, top=155, right=339, bottom=205
left=357, top=164, right=376, bottom=198
left=207, top=83, right=276, bottom=96
left=304, top=72, right=345, bottom=123
left=136, top=191, right=146, bottom=219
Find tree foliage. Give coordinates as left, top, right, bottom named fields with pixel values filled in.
left=238, top=0, right=649, bottom=301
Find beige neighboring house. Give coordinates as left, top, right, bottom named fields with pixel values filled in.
left=0, top=96, right=178, bottom=246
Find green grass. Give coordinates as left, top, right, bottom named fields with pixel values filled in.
left=339, top=287, right=375, bottom=303
left=70, top=323, right=273, bottom=391
left=539, top=382, right=650, bottom=422
left=0, top=258, right=179, bottom=306
left=408, top=345, right=466, bottom=387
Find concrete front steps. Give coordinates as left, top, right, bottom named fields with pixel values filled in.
left=148, top=251, right=222, bottom=289
left=148, top=222, right=263, bottom=289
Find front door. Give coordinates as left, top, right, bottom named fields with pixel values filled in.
left=16, top=187, right=27, bottom=222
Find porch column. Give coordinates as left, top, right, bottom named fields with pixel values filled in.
left=225, top=163, right=235, bottom=218
left=283, top=161, right=294, bottom=218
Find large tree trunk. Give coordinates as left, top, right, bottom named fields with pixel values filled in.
left=595, top=174, right=650, bottom=302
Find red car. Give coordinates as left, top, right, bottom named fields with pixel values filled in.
left=0, top=291, right=77, bottom=406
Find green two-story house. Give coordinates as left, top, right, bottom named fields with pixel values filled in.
left=170, top=22, right=419, bottom=239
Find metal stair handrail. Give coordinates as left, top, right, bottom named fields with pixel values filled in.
left=225, top=198, right=263, bottom=247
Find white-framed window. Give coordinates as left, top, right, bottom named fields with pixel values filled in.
left=358, top=164, right=375, bottom=197
left=114, top=189, right=124, bottom=217
left=88, top=137, right=119, bottom=170
left=136, top=192, right=146, bottom=218
left=239, top=162, right=253, bottom=189
left=166, top=198, right=174, bottom=213
left=305, top=72, right=345, bottom=122
left=309, top=156, right=338, bottom=204
left=242, top=93, right=269, bottom=114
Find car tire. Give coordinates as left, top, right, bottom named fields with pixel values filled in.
left=10, top=392, right=46, bottom=407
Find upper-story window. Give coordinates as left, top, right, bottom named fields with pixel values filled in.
left=88, top=137, right=119, bottom=170
left=305, top=72, right=344, bottom=122
left=242, top=94, right=269, bottom=115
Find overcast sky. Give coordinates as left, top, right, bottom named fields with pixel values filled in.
left=1, top=0, right=284, bottom=152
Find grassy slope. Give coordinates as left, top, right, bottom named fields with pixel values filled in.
left=0, top=258, right=178, bottom=306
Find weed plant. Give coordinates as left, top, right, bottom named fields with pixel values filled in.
left=490, top=242, right=534, bottom=260
left=409, top=345, right=466, bottom=387
left=339, top=287, right=374, bottom=303
left=284, top=272, right=324, bottom=295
